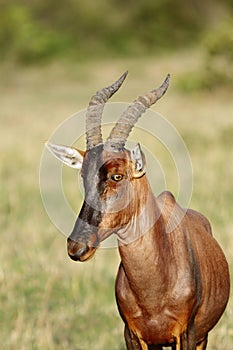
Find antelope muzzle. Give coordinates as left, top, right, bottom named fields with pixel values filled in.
left=67, top=236, right=98, bottom=262
left=67, top=220, right=99, bottom=261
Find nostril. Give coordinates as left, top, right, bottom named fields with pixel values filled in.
left=76, top=246, right=88, bottom=257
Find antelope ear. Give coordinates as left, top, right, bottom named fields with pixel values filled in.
left=130, top=143, right=146, bottom=178
left=45, top=142, right=84, bottom=169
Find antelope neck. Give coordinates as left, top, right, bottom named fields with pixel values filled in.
left=117, top=207, right=169, bottom=304
left=116, top=176, right=161, bottom=245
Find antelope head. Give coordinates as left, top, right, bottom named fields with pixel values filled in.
left=46, top=72, right=170, bottom=262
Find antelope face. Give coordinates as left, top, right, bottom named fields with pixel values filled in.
left=46, top=72, right=169, bottom=262
left=47, top=142, right=146, bottom=261
left=69, top=147, right=134, bottom=261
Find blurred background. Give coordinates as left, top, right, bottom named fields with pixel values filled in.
left=0, top=0, right=232, bottom=349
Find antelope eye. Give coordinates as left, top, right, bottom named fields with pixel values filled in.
left=110, top=174, right=123, bottom=182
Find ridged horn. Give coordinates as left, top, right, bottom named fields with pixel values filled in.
left=105, top=73, right=170, bottom=151
left=86, top=71, right=128, bottom=150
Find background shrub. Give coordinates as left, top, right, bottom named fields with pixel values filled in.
left=0, top=0, right=232, bottom=64
left=177, top=18, right=233, bottom=91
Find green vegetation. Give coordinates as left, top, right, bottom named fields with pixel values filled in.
left=0, top=54, right=232, bottom=349
left=177, top=18, right=233, bottom=91
left=0, top=0, right=232, bottom=64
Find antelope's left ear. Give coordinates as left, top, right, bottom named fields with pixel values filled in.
left=130, top=143, right=146, bottom=178
left=45, top=142, right=84, bottom=169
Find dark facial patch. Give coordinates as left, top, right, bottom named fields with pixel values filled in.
left=69, top=145, right=104, bottom=245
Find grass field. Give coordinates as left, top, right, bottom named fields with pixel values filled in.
left=0, top=51, right=232, bottom=349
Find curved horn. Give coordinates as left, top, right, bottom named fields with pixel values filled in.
left=86, top=71, right=128, bottom=150
left=105, top=74, right=170, bottom=151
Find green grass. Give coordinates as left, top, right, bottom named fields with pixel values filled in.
left=0, top=51, right=232, bottom=349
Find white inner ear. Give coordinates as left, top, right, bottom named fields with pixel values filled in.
left=45, top=142, right=83, bottom=169
left=131, top=143, right=144, bottom=172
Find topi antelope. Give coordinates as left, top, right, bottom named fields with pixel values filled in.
left=46, top=72, right=230, bottom=349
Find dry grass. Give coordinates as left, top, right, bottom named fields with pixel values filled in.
left=0, top=51, right=232, bottom=349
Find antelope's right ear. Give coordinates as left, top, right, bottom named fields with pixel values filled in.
left=45, top=142, right=84, bottom=169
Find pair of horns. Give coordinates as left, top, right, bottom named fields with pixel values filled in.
left=86, top=71, right=170, bottom=151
